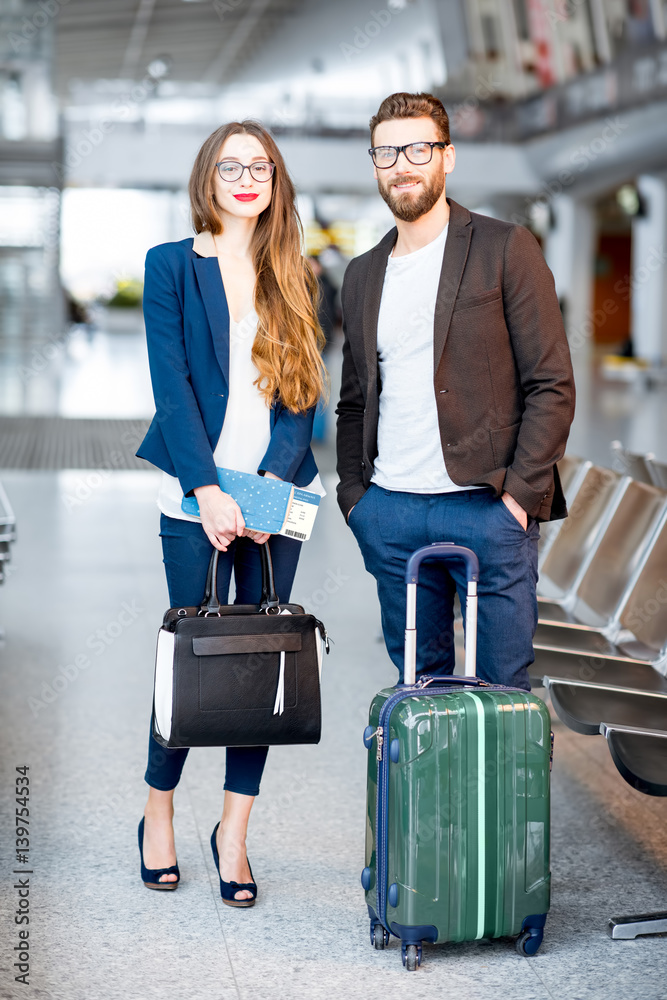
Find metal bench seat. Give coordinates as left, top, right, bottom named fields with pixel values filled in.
left=0, top=482, right=16, bottom=543
left=536, top=500, right=667, bottom=663
left=543, top=678, right=667, bottom=736
left=610, top=440, right=656, bottom=485
left=600, top=724, right=667, bottom=797
left=601, top=721, right=667, bottom=938
left=537, top=479, right=666, bottom=621
left=537, top=465, right=625, bottom=602
left=648, top=457, right=667, bottom=491
left=533, top=625, right=659, bottom=661
left=530, top=648, right=667, bottom=692
left=538, top=455, right=592, bottom=565
left=537, top=458, right=667, bottom=940
left=0, top=480, right=16, bottom=638
left=534, top=601, right=582, bottom=624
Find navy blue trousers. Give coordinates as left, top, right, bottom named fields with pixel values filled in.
left=144, top=514, right=301, bottom=796
left=348, top=486, right=540, bottom=689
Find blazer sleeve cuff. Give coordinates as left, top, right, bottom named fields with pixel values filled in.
left=181, top=466, right=219, bottom=498
left=502, top=467, right=553, bottom=520
left=257, top=415, right=314, bottom=482
left=337, top=482, right=367, bottom=521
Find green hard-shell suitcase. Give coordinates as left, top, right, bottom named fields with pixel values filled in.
left=361, top=543, right=552, bottom=971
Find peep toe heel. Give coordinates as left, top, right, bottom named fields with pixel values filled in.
left=210, top=822, right=257, bottom=908
left=138, top=817, right=180, bottom=890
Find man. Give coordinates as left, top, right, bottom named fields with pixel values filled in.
left=335, top=92, right=575, bottom=689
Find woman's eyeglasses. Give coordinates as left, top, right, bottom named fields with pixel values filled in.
left=215, top=161, right=275, bottom=182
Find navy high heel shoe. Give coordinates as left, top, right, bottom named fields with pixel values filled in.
left=210, top=822, right=257, bottom=908
left=138, top=817, right=180, bottom=890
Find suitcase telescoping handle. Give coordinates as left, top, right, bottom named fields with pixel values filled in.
left=403, top=543, right=479, bottom=685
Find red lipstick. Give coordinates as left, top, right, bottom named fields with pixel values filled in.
left=234, top=193, right=259, bottom=201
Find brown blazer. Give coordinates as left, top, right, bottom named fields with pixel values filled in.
left=335, top=198, right=576, bottom=522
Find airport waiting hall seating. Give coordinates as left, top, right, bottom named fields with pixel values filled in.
left=531, top=504, right=667, bottom=676
left=601, top=724, right=667, bottom=797
left=530, top=450, right=667, bottom=940
left=534, top=484, right=667, bottom=656
left=554, top=453, right=592, bottom=501
left=536, top=465, right=626, bottom=598
left=540, top=665, right=667, bottom=939
left=610, top=440, right=656, bottom=485
left=610, top=439, right=667, bottom=494
left=649, top=457, right=667, bottom=491
left=0, top=480, right=17, bottom=640
left=537, top=454, right=592, bottom=566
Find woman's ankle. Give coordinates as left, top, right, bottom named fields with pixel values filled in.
left=218, top=818, right=248, bottom=841
left=144, top=794, right=175, bottom=819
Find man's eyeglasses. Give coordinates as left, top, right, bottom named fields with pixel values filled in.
left=368, top=141, right=449, bottom=169
left=215, top=161, right=275, bottom=182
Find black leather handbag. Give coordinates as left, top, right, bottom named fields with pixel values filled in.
left=151, top=543, right=328, bottom=748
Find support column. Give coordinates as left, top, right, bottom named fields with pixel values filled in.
left=543, top=195, right=596, bottom=362
left=631, top=174, right=667, bottom=366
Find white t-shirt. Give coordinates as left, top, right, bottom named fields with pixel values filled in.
left=371, top=223, right=479, bottom=494
left=156, top=309, right=324, bottom=522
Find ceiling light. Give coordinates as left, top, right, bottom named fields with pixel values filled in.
left=147, top=56, right=172, bottom=79
left=616, top=184, right=640, bottom=216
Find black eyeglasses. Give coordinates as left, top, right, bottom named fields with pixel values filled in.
left=215, top=161, right=275, bottom=182
left=368, top=141, right=449, bottom=169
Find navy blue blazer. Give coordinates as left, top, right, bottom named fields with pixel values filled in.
left=136, top=230, right=318, bottom=497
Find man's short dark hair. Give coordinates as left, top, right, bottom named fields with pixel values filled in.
left=369, top=92, right=450, bottom=146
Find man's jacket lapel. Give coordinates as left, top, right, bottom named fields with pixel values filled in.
left=433, top=199, right=472, bottom=374
left=362, top=226, right=396, bottom=399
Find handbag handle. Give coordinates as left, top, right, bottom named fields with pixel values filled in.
left=258, top=542, right=280, bottom=612
left=200, top=541, right=280, bottom=615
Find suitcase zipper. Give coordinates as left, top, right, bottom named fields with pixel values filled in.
left=375, top=689, right=409, bottom=931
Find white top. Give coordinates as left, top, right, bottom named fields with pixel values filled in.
left=157, top=309, right=324, bottom=523
left=371, top=223, right=479, bottom=494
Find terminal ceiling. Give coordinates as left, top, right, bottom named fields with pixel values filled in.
left=53, top=0, right=311, bottom=99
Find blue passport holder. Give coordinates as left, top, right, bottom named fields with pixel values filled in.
left=180, top=468, right=320, bottom=539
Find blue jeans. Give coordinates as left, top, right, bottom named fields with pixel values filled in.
left=144, top=514, right=302, bottom=795
left=347, top=486, right=540, bottom=689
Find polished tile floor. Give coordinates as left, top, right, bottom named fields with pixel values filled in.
left=0, top=318, right=666, bottom=999
left=0, top=466, right=666, bottom=1000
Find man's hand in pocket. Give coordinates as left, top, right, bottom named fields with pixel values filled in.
left=501, top=491, right=528, bottom=530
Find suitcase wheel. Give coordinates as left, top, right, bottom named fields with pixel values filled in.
left=515, top=928, right=543, bottom=957
left=371, top=923, right=390, bottom=950
left=402, top=942, right=422, bottom=971
left=516, top=913, right=547, bottom=956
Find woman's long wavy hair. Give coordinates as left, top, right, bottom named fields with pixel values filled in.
left=189, top=120, right=328, bottom=413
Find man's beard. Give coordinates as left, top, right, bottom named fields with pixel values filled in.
left=377, top=170, right=445, bottom=222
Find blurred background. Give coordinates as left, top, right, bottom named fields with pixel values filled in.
left=0, top=0, right=665, bottom=456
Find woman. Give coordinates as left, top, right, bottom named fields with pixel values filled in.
left=135, top=120, right=327, bottom=905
